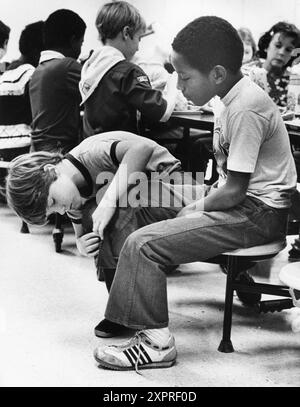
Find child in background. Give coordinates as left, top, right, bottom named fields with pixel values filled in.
left=29, top=9, right=86, bottom=154
left=79, top=1, right=178, bottom=137
left=0, top=20, right=10, bottom=75
left=93, top=16, right=296, bottom=372
left=242, top=21, right=300, bottom=107
left=237, top=27, right=257, bottom=65
left=0, top=21, right=45, bottom=200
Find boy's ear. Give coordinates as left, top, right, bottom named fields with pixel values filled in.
left=210, top=65, right=227, bottom=85
left=122, top=26, right=131, bottom=40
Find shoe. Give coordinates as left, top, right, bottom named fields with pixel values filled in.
left=288, top=245, right=300, bottom=261
left=94, top=331, right=177, bottom=372
left=236, top=271, right=261, bottom=305
left=94, top=318, right=127, bottom=338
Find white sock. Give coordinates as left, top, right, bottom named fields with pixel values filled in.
left=143, top=327, right=171, bottom=346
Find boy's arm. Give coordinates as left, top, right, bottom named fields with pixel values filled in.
left=92, top=139, right=154, bottom=238
left=178, top=170, right=251, bottom=217
left=122, top=66, right=177, bottom=124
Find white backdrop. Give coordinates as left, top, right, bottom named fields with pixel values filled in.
left=1, top=0, right=300, bottom=62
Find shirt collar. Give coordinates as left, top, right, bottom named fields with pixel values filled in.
left=64, top=154, right=93, bottom=198
left=39, top=50, right=65, bottom=64
left=221, top=76, right=249, bottom=107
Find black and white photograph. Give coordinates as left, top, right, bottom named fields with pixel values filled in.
left=0, top=0, right=300, bottom=390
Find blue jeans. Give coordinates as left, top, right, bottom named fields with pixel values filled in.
left=105, top=195, right=288, bottom=329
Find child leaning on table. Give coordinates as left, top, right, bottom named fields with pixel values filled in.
left=79, top=1, right=178, bottom=137
left=93, top=16, right=297, bottom=372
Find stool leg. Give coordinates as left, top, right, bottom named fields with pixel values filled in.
left=20, top=221, right=30, bottom=234
left=218, top=256, right=235, bottom=353
left=52, top=213, right=64, bottom=253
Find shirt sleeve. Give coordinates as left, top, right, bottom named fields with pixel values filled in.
left=226, top=110, right=266, bottom=173
left=120, top=66, right=167, bottom=122
left=66, top=209, right=82, bottom=224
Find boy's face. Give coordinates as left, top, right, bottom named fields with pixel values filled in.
left=47, top=174, right=83, bottom=216
left=123, top=28, right=144, bottom=60
left=171, top=51, right=215, bottom=106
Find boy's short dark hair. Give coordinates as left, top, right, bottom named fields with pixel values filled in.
left=95, top=1, right=146, bottom=44
left=44, top=9, right=86, bottom=49
left=19, top=21, right=45, bottom=58
left=258, top=21, right=300, bottom=61
left=0, top=20, right=10, bottom=48
left=172, top=16, right=243, bottom=74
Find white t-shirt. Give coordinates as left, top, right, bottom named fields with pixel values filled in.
left=214, top=77, right=296, bottom=208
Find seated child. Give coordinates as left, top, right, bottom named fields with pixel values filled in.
left=237, top=27, right=257, bottom=65
left=29, top=9, right=86, bottom=154
left=93, top=16, right=297, bottom=372
left=0, top=20, right=10, bottom=75
left=79, top=1, right=178, bottom=137
left=6, top=131, right=198, bottom=337
left=0, top=21, right=45, bottom=197
left=242, top=21, right=300, bottom=107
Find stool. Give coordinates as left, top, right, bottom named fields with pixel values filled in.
left=217, top=240, right=293, bottom=353
left=279, top=263, right=300, bottom=307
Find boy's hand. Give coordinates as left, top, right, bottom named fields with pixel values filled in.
left=92, top=203, right=116, bottom=240
left=76, top=232, right=101, bottom=257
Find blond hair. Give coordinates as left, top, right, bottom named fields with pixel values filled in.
left=95, top=1, right=146, bottom=44
left=6, top=152, right=63, bottom=225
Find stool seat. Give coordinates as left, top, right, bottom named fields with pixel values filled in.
left=223, top=240, right=286, bottom=257
left=279, top=263, right=300, bottom=290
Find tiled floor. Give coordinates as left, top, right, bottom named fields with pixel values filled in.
left=0, top=202, right=300, bottom=387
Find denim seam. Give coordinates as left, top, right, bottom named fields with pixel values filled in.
left=133, top=216, right=252, bottom=252
left=120, top=218, right=253, bottom=327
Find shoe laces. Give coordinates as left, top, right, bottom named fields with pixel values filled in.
left=122, top=331, right=145, bottom=375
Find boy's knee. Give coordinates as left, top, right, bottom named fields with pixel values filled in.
left=122, top=226, right=155, bottom=253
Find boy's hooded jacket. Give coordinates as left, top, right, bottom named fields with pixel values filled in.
left=79, top=46, right=177, bottom=137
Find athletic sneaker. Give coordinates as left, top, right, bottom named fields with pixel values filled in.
left=94, top=318, right=130, bottom=338
left=94, top=331, right=177, bottom=372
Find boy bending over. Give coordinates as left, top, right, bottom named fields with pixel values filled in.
left=6, top=131, right=195, bottom=337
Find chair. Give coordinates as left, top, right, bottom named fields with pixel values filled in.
left=216, top=240, right=293, bottom=353
left=279, top=263, right=300, bottom=306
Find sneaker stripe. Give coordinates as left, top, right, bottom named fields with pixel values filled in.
left=134, top=347, right=147, bottom=365
left=128, top=346, right=147, bottom=365
left=139, top=344, right=152, bottom=363
left=127, top=347, right=138, bottom=363
left=123, top=350, right=135, bottom=366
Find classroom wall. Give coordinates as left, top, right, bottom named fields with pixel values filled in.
left=2, top=0, right=300, bottom=62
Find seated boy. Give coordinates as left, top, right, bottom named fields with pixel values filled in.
left=29, top=9, right=86, bottom=153
left=6, top=131, right=197, bottom=337
left=93, top=16, right=297, bottom=371
left=79, top=1, right=178, bottom=137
